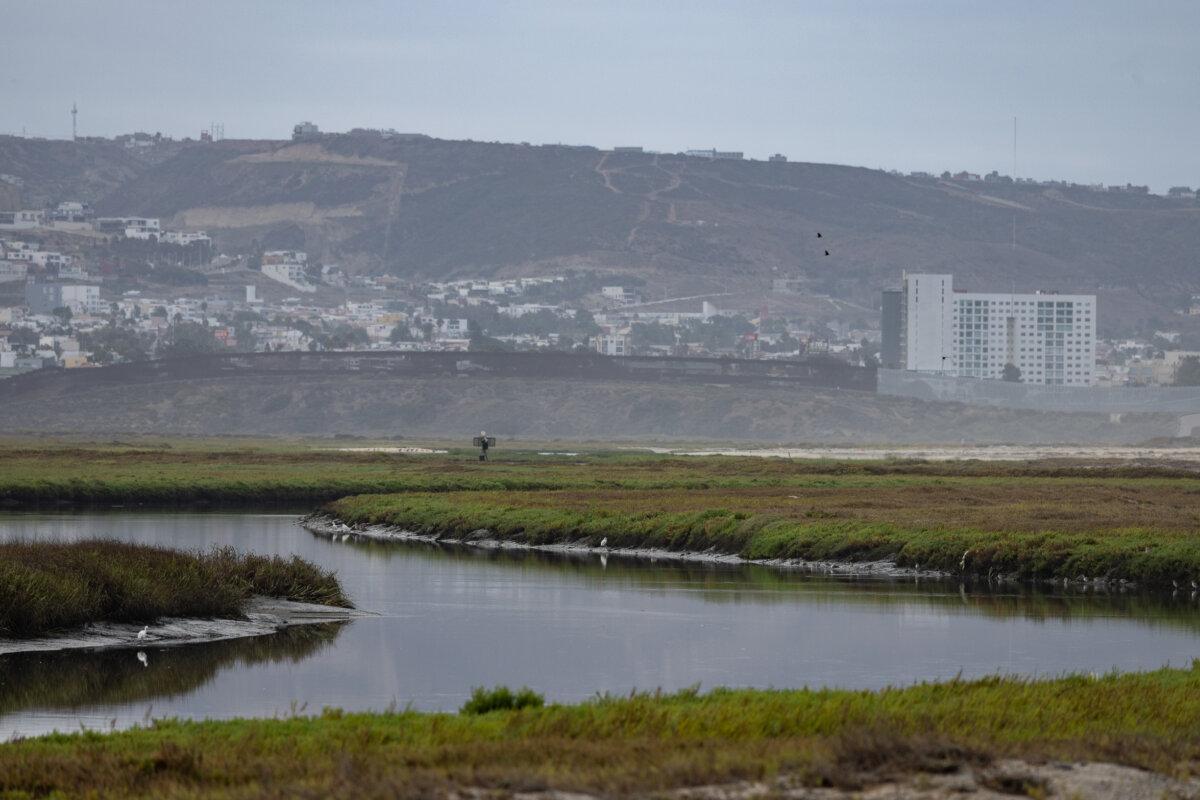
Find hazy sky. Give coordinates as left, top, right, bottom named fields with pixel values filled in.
left=4, top=1, right=1198, bottom=190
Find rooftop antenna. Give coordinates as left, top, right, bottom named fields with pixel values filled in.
left=71, top=102, right=77, bottom=141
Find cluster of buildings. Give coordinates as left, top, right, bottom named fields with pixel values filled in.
left=0, top=180, right=1190, bottom=387
left=423, top=276, right=566, bottom=303
left=892, top=170, right=1198, bottom=198
left=1, top=202, right=211, bottom=247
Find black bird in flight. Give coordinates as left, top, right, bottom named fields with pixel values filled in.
left=824, top=249, right=830, bottom=256
left=816, top=232, right=823, bottom=238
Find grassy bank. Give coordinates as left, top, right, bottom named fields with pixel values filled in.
left=325, top=476, right=1200, bottom=586
left=5, top=439, right=1200, bottom=585
left=0, top=541, right=350, bottom=637
left=1, top=439, right=1199, bottom=509
left=5, top=667, right=1200, bottom=796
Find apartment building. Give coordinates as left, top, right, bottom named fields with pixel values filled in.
left=886, top=273, right=1096, bottom=386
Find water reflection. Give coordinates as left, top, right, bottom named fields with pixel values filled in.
left=330, top=533, right=1200, bottom=634
left=2, top=512, right=1200, bottom=738
left=0, top=623, right=344, bottom=717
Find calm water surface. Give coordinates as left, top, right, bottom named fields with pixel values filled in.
left=3, top=512, right=1200, bottom=738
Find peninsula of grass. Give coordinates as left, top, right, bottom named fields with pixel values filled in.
left=6, top=666, right=1200, bottom=797
left=324, top=475, right=1200, bottom=587
left=0, top=540, right=351, bottom=638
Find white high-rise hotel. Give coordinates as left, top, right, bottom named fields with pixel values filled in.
left=898, top=273, right=1096, bottom=385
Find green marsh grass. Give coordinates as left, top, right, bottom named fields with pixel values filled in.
left=1, top=441, right=1197, bottom=507
left=0, top=540, right=351, bottom=637
left=325, top=478, right=1200, bottom=587
left=6, top=667, right=1200, bottom=796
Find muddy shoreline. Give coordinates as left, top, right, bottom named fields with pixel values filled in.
left=302, top=514, right=961, bottom=581
left=303, top=514, right=1160, bottom=593
left=0, top=597, right=368, bottom=656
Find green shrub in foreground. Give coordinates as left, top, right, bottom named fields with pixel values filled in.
left=461, top=685, right=545, bottom=714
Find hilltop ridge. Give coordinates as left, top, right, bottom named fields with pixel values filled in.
left=1, top=132, right=1197, bottom=326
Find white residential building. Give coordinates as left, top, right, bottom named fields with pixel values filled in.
left=601, top=286, right=640, bottom=305
left=262, top=262, right=316, bottom=292
left=252, top=325, right=310, bottom=351
left=261, top=251, right=315, bottom=293
left=95, top=217, right=161, bottom=237
left=496, top=303, right=575, bottom=318
left=897, top=273, right=1097, bottom=386
left=0, top=210, right=44, bottom=230
left=160, top=231, right=211, bottom=246
left=592, top=330, right=632, bottom=356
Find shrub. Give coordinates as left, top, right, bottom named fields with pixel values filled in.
left=460, top=685, right=545, bottom=715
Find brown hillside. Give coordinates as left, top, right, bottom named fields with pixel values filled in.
left=2, top=133, right=1197, bottom=329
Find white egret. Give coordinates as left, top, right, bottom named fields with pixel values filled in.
left=599, top=537, right=608, bottom=548
left=137, top=625, right=149, bottom=641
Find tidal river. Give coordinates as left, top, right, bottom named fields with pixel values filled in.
left=3, top=512, right=1200, bottom=738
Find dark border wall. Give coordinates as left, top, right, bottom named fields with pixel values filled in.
left=0, top=352, right=877, bottom=399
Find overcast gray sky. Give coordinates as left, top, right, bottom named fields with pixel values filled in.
left=3, top=0, right=1197, bottom=190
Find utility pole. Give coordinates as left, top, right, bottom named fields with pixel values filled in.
left=71, top=102, right=78, bottom=141
left=1011, top=115, right=1017, bottom=251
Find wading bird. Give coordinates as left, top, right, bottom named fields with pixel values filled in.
left=137, top=625, right=149, bottom=641
left=599, top=537, right=608, bottom=548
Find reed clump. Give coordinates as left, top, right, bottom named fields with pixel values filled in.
left=0, top=540, right=351, bottom=637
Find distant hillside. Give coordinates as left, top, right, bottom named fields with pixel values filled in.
left=2, top=133, right=1198, bottom=329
